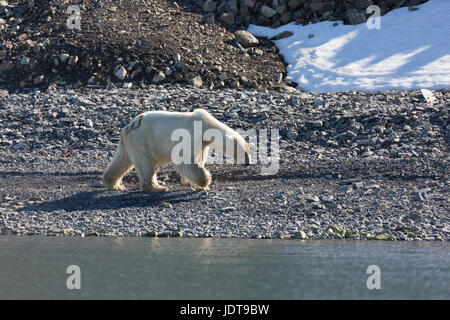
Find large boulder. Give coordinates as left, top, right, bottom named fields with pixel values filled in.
left=234, top=30, right=259, bottom=47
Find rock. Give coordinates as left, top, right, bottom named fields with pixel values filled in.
left=261, top=5, right=276, bottom=18
left=244, top=0, right=255, bottom=8
left=159, top=201, right=172, bottom=209
left=173, top=53, right=181, bottom=63
left=271, top=30, right=294, bottom=40
left=413, top=191, right=428, bottom=201
left=152, top=71, right=165, bottom=83
left=114, top=66, right=127, bottom=80
left=320, top=194, right=334, bottom=202
left=407, top=213, right=422, bottom=221
left=68, top=55, right=78, bottom=66
left=308, top=195, right=320, bottom=202
left=276, top=5, right=286, bottom=14
left=164, top=67, right=172, bottom=76
left=338, top=184, right=353, bottom=193
left=128, top=61, right=137, bottom=70
left=76, top=96, right=95, bottom=106
left=274, top=72, right=283, bottom=83
left=33, top=75, right=44, bottom=85
left=234, top=30, right=259, bottom=47
left=407, top=0, right=424, bottom=5
left=188, top=76, right=203, bottom=87
left=252, top=48, right=263, bottom=56
left=175, top=61, right=188, bottom=72
left=20, top=56, right=30, bottom=65
left=227, top=0, right=238, bottom=15
left=90, top=181, right=103, bottom=188
left=85, top=119, right=94, bottom=127
left=344, top=9, right=367, bottom=25
left=202, top=0, right=217, bottom=12
left=310, top=0, right=326, bottom=13
left=218, top=73, right=228, bottom=81
left=0, top=0, right=11, bottom=7
left=0, top=61, right=13, bottom=72
left=172, top=231, right=183, bottom=237
left=220, top=12, right=235, bottom=25
left=312, top=120, right=323, bottom=128
left=288, top=0, right=305, bottom=10
left=13, top=142, right=25, bottom=150
left=386, top=0, right=405, bottom=7
left=292, top=230, right=307, bottom=239
left=313, top=97, right=324, bottom=106
left=202, top=13, right=215, bottom=24
left=59, top=53, right=70, bottom=63
left=420, top=89, right=436, bottom=105
left=144, top=231, right=158, bottom=237
left=280, top=12, right=292, bottom=24
left=350, top=0, right=374, bottom=10
left=375, top=233, right=391, bottom=240
left=231, top=80, right=240, bottom=88
left=286, top=131, right=298, bottom=140
left=353, top=181, right=364, bottom=189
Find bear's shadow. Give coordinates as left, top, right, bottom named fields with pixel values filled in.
left=20, top=189, right=205, bottom=213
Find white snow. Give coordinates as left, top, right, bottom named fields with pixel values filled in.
left=248, top=0, right=450, bottom=92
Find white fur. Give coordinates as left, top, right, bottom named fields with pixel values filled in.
left=103, top=109, right=250, bottom=192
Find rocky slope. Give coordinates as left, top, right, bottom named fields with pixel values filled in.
left=0, top=0, right=288, bottom=91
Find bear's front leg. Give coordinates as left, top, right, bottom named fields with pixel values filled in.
left=175, top=163, right=211, bottom=190
left=134, top=158, right=169, bottom=193
left=109, top=184, right=126, bottom=191
left=141, top=171, right=169, bottom=193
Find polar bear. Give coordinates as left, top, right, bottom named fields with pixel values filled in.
left=103, top=108, right=250, bottom=192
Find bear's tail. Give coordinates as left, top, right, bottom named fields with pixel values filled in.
left=102, top=140, right=134, bottom=190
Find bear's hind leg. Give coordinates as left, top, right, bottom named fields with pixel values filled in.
left=103, top=145, right=134, bottom=191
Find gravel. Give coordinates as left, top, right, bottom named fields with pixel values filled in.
left=0, top=85, right=448, bottom=241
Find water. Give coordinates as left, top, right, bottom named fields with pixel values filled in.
left=0, top=236, right=448, bottom=299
